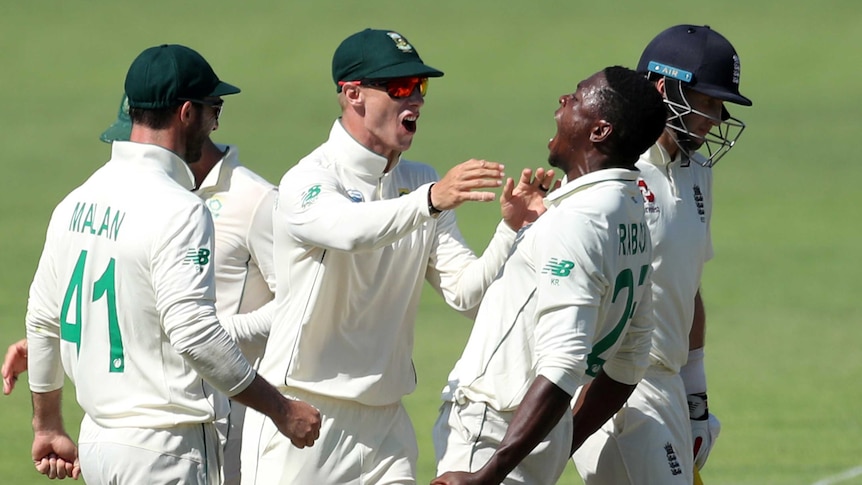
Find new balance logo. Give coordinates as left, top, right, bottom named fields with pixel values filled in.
left=183, top=248, right=211, bottom=273
left=542, top=258, right=575, bottom=277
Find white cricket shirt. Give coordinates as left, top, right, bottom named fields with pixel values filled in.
left=636, top=144, right=713, bottom=373
left=442, top=169, right=656, bottom=412
left=26, top=141, right=255, bottom=428
left=195, top=144, right=277, bottom=362
left=259, top=120, right=516, bottom=406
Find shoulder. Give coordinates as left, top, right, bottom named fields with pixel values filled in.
left=227, top=164, right=277, bottom=196
left=393, top=158, right=439, bottom=183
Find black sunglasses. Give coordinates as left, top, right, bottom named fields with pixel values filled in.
left=180, top=98, right=224, bottom=120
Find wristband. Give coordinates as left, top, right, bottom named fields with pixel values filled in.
left=428, top=183, right=442, bottom=215
left=680, top=347, right=707, bottom=395
left=688, top=392, right=709, bottom=421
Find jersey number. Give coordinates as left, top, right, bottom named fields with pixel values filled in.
left=60, top=250, right=125, bottom=373
left=585, top=264, right=649, bottom=377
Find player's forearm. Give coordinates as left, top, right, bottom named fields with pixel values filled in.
left=31, top=389, right=65, bottom=433
left=571, top=370, right=636, bottom=455
left=478, top=376, right=571, bottom=483
left=168, top=311, right=256, bottom=396
left=229, top=373, right=287, bottom=420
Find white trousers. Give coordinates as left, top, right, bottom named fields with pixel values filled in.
left=572, top=370, right=694, bottom=485
left=78, top=414, right=222, bottom=485
left=433, top=399, right=572, bottom=485
left=241, top=387, right=418, bottom=485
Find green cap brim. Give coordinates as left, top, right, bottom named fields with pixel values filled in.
left=363, top=62, right=444, bottom=80
left=210, top=81, right=241, bottom=97
left=99, top=119, right=132, bottom=144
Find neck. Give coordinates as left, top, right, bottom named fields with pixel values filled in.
left=658, top=130, right=680, bottom=159
left=339, top=116, right=400, bottom=173
left=565, top=153, right=606, bottom=182
left=187, top=139, right=223, bottom=188
left=129, top=125, right=184, bottom=158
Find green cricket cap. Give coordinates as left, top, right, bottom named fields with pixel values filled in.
left=124, top=44, right=240, bottom=109
left=99, top=94, right=131, bottom=143
left=332, top=29, right=444, bottom=92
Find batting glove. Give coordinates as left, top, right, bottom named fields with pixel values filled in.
left=688, top=392, right=721, bottom=470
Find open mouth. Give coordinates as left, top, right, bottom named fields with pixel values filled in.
left=402, top=115, right=417, bottom=133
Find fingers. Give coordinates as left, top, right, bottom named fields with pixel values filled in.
left=289, top=425, right=320, bottom=449
left=283, top=399, right=321, bottom=449
left=534, top=167, right=556, bottom=193
left=3, top=339, right=27, bottom=395
left=3, top=376, right=14, bottom=395
left=35, top=454, right=71, bottom=479
left=435, top=159, right=504, bottom=210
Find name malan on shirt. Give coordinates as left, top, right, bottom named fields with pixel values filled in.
left=68, top=201, right=126, bottom=241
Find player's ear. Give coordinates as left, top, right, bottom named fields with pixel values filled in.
left=178, top=101, right=196, bottom=126
left=590, top=120, right=612, bottom=143
left=655, top=77, right=667, bottom=99
left=341, top=82, right=364, bottom=106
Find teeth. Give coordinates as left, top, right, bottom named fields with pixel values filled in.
left=405, top=116, right=417, bottom=121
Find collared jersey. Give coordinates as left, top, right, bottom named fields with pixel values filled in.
left=26, top=141, right=255, bottom=429
left=195, top=144, right=277, bottom=361
left=442, top=169, right=656, bottom=412
left=636, top=145, right=713, bottom=372
left=259, top=120, right=516, bottom=406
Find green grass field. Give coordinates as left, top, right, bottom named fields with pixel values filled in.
left=1, top=1, right=861, bottom=484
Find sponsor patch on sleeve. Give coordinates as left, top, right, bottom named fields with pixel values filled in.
left=301, top=184, right=322, bottom=209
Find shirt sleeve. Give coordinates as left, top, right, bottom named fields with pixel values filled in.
left=531, top=212, right=607, bottom=397
left=152, top=202, right=255, bottom=397
left=425, top=216, right=516, bottom=312
left=26, top=211, right=66, bottom=393
left=602, top=272, right=656, bottom=385
left=246, top=187, right=278, bottom=295
left=279, top=165, right=435, bottom=252
left=221, top=300, right=275, bottom=359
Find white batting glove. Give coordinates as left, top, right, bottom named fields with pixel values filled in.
left=688, top=392, right=721, bottom=470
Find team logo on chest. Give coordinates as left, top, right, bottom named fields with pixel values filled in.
left=693, top=185, right=706, bottom=222
left=206, top=196, right=223, bottom=219
left=637, top=179, right=660, bottom=214
left=346, top=189, right=364, bottom=203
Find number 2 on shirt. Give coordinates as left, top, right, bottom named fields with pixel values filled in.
left=60, top=250, right=125, bottom=373
left=585, top=264, right=650, bottom=376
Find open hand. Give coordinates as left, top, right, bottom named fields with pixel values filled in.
left=431, top=159, right=505, bottom=211
left=500, top=167, right=556, bottom=230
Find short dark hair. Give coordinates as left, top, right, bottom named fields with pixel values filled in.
left=596, top=66, right=667, bottom=163
left=129, top=104, right=199, bottom=130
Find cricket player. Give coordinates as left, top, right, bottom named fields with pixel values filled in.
left=572, top=25, right=753, bottom=484
left=241, top=28, right=552, bottom=485
left=5, top=92, right=278, bottom=484
left=431, top=66, right=667, bottom=485
left=102, top=93, right=278, bottom=485
left=25, top=44, right=319, bottom=483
